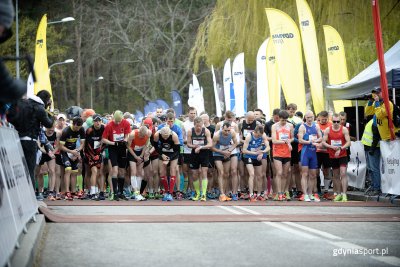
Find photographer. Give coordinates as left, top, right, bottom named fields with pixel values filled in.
left=7, top=90, right=55, bottom=189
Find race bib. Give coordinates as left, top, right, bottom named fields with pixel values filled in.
left=220, top=145, right=230, bottom=151
left=331, top=139, right=342, bottom=147
left=94, top=141, right=101, bottom=150
left=193, top=140, right=205, bottom=146
left=279, top=133, right=289, bottom=140
left=134, top=145, right=144, bottom=151
left=308, top=134, right=317, bottom=142
left=243, top=129, right=253, bottom=138
left=113, top=133, right=124, bottom=142
left=250, top=147, right=259, bottom=152
left=162, top=148, right=174, bottom=153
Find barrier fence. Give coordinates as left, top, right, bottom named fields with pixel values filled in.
left=0, top=127, right=37, bottom=267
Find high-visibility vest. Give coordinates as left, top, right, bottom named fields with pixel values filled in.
left=361, top=119, right=373, bottom=147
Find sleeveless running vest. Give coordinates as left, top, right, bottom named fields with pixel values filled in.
left=273, top=123, right=291, bottom=158
left=244, top=133, right=263, bottom=159
left=213, top=131, right=232, bottom=157
left=327, top=125, right=347, bottom=158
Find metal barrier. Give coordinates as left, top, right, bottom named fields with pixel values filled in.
left=0, top=127, right=38, bottom=267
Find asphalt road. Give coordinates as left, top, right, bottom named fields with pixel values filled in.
left=36, top=202, right=400, bottom=267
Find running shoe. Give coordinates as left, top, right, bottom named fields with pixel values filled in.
left=200, top=194, right=206, bottom=202
left=192, top=193, right=201, bottom=201
left=231, top=194, right=239, bottom=201
left=341, top=194, right=348, bottom=202
left=135, top=194, right=146, bottom=201
left=256, top=195, right=266, bottom=201
left=312, top=193, right=321, bottom=202
left=130, top=193, right=137, bottom=200
left=176, top=192, right=183, bottom=200
left=190, top=191, right=196, bottom=200
left=219, top=194, right=231, bottom=202
left=47, top=192, right=56, bottom=201
left=333, top=194, right=343, bottom=202
left=273, top=194, right=279, bottom=201
left=304, top=194, right=311, bottom=202
left=155, top=192, right=163, bottom=200
left=36, top=192, right=44, bottom=201
left=119, top=193, right=129, bottom=201
left=285, top=191, right=291, bottom=201
left=90, top=194, right=98, bottom=200
left=65, top=192, right=73, bottom=201
left=98, top=192, right=106, bottom=201
left=110, top=193, right=119, bottom=201
left=75, top=190, right=84, bottom=199
left=322, top=192, right=331, bottom=200
left=278, top=193, right=284, bottom=201
left=207, top=192, right=214, bottom=199
left=162, top=194, right=169, bottom=201
left=55, top=193, right=62, bottom=200
left=148, top=193, right=155, bottom=200
left=166, top=193, right=174, bottom=201
left=249, top=195, right=257, bottom=202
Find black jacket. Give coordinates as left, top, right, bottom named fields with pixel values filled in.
left=7, top=95, right=54, bottom=139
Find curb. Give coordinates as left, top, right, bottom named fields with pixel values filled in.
left=10, top=214, right=45, bottom=267
left=347, top=192, right=400, bottom=205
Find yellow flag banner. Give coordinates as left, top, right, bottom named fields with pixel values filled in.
left=323, top=25, right=352, bottom=112
left=266, top=38, right=281, bottom=116
left=265, top=8, right=306, bottom=112
left=296, top=0, right=324, bottom=114
left=34, top=15, right=52, bottom=101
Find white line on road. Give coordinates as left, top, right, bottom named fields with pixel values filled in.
left=217, top=206, right=244, bottom=215
left=262, top=222, right=317, bottom=239
left=234, top=206, right=261, bottom=215
left=283, top=222, right=342, bottom=240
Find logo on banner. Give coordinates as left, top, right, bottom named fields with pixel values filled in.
left=36, top=39, right=44, bottom=48
left=268, top=56, right=276, bottom=63
left=351, top=152, right=361, bottom=176
left=301, top=20, right=309, bottom=27
left=233, top=72, right=243, bottom=76
left=272, top=33, right=294, bottom=39
left=261, top=55, right=266, bottom=60
left=328, top=45, right=339, bottom=55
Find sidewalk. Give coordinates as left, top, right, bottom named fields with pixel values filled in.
left=347, top=190, right=400, bottom=205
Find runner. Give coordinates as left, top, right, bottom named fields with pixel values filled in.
left=182, top=107, right=197, bottom=198
left=297, top=111, right=322, bottom=202
left=127, top=125, right=152, bottom=201
left=271, top=110, right=294, bottom=201
left=212, top=121, right=238, bottom=201
left=84, top=114, right=105, bottom=200
left=186, top=117, right=213, bottom=201
left=54, top=114, right=67, bottom=199
left=101, top=110, right=131, bottom=201
left=59, top=117, right=86, bottom=201
left=242, top=125, right=270, bottom=201
left=322, top=113, right=351, bottom=202
left=153, top=126, right=181, bottom=201
left=264, top=108, right=280, bottom=197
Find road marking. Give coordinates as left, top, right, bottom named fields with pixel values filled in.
left=371, top=256, right=400, bottom=266
left=283, top=222, right=342, bottom=240
left=217, top=205, right=244, bottom=215
left=234, top=206, right=261, bottom=215
left=262, top=222, right=317, bottom=239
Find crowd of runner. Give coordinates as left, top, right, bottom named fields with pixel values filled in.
left=35, top=104, right=355, bottom=203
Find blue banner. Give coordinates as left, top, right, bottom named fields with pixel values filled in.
left=171, top=90, right=183, bottom=117
left=144, top=103, right=151, bottom=117
left=155, top=99, right=170, bottom=110
left=230, top=83, right=235, bottom=114
left=134, top=110, right=144, bottom=123
left=148, top=101, right=158, bottom=113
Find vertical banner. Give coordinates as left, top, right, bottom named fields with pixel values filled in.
left=171, top=90, right=183, bottom=117
left=256, top=38, right=270, bottom=119
left=144, top=103, right=151, bottom=117
left=372, top=0, right=395, bottom=140
left=223, top=58, right=232, bottom=112
left=265, top=8, right=307, bottom=113
left=323, top=25, right=352, bottom=112
left=148, top=101, right=158, bottom=114
left=296, top=0, right=324, bottom=114
left=211, top=65, right=222, bottom=117
left=266, top=38, right=281, bottom=116
left=347, top=141, right=367, bottom=189
left=27, top=72, right=35, bottom=99
left=380, top=140, right=400, bottom=194
left=232, top=52, right=246, bottom=117
left=34, top=15, right=52, bottom=104
left=155, top=99, right=170, bottom=110
left=190, top=74, right=205, bottom=114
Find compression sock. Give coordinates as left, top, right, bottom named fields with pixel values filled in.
left=160, top=176, right=169, bottom=192
left=201, top=178, right=208, bottom=196
left=193, top=180, right=200, bottom=196
left=111, top=177, right=118, bottom=195
left=169, top=176, right=176, bottom=194
left=140, top=180, right=148, bottom=195
left=117, top=177, right=125, bottom=194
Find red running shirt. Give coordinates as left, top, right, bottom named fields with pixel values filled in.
left=327, top=125, right=347, bottom=159
left=102, top=119, right=131, bottom=142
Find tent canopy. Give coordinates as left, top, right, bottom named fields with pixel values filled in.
left=325, top=40, right=400, bottom=100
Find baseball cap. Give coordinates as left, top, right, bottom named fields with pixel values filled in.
left=93, top=114, right=102, bottom=121
left=143, top=117, right=153, bottom=130
left=372, top=87, right=382, bottom=94
left=57, top=114, right=67, bottom=120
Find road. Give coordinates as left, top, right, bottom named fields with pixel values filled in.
left=35, top=200, right=400, bottom=267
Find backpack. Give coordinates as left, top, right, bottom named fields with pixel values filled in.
left=7, top=98, right=37, bottom=132
left=392, top=103, right=400, bottom=128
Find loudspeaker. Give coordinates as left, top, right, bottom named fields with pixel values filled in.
left=344, top=106, right=365, bottom=140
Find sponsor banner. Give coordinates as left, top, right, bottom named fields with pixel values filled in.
left=380, top=140, right=400, bottom=195
left=232, top=52, right=246, bottom=117
left=347, top=141, right=367, bottom=189
left=256, top=38, right=270, bottom=119
left=171, top=90, right=183, bottom=117
left=189, top=74, right=205, bottom=114
left=266, top=38, right=281, bottom=114
left=0, top=128, right=38, bottom=266
left=265, top=8, right=307, bottom=113
left=223, top=58, right=232, bottom=111
left=155, top=99, right=169, bottom=110
left=211, top=65, right=222, bottom=117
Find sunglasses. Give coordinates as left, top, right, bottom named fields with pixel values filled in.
left=332, top=120, right=340, bottom=123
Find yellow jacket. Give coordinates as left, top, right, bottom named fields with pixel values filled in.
left=365, top=100, right=399, bottom=140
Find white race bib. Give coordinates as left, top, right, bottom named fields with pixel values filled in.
left=220, top=145, right=230, bottom=151
left=162, top=148, right=174, bottom=153
left=331, top=139, right=342, bottom=147
left=308, top=134, right=317, bottom=142
left=193, top=140, right=205, bottom=146
left=134, top=145, right=144, bottom=151
left=113, top=133, right=124, bottom=142
left=279, top=133, right=289, bottom=140
left=94, top=141, right=101, bottom=150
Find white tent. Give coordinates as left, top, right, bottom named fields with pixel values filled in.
left=326, top=40, right=400, bottom=100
